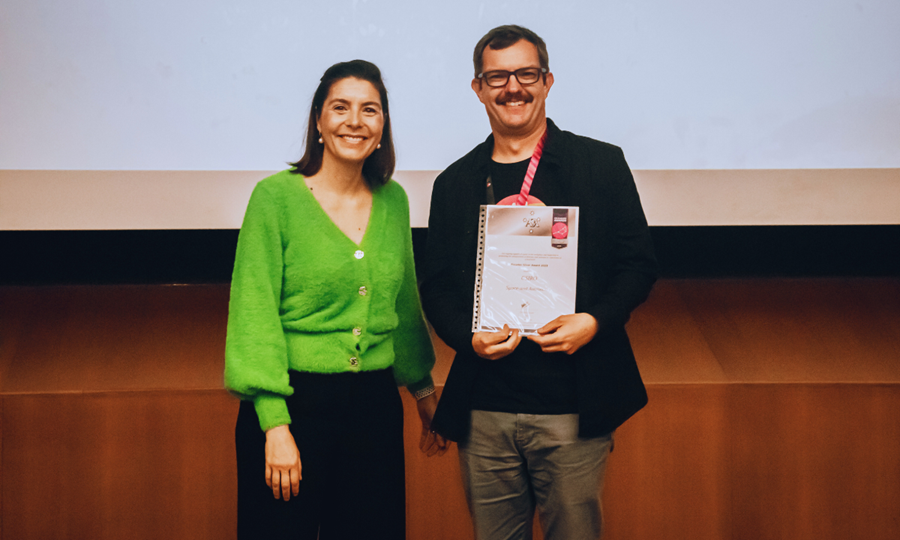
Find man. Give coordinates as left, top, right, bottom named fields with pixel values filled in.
left=420, top=25, right=657, bottom=540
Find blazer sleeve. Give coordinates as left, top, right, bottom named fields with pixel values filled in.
left=419, top=169, right=480, bottom=356
left=586, top=147, right=658, bottom=331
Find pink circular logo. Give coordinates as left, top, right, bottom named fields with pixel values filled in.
left=551, top=222, right=568, bottom=239
left=496, top=194, right=546, bottom=206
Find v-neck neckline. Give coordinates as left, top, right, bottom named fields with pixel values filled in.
left=297, top=174, right=378, bottom=249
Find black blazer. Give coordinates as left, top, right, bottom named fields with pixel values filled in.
left=421, top=119, right=657, bottom=441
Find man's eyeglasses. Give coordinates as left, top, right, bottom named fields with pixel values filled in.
left=476, top=67, right=548, bottom=88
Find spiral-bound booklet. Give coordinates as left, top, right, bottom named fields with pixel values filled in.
left=472, top=205, right=579, bottom=335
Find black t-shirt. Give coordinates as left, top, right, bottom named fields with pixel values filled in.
left=469, top=158, right=579, bottom=415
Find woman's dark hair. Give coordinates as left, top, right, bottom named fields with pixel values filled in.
left=290, top=60, right=395, bottom=188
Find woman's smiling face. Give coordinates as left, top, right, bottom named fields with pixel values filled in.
left=316, top=77, right=385, bottom=167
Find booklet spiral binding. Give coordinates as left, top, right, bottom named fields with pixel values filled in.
left=471, top=205, right=488, bottom=332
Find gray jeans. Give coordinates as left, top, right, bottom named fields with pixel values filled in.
left=458, top=410, right=613, bottom=540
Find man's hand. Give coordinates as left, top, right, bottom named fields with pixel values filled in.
left=264, top=424, right=301, bottom=501
left=527, top=313, right=598, bottom=355
left=416, top=393, right=451, bottom=457
left=472, top=324, right=522, bottom=360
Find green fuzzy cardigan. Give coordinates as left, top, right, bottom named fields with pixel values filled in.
left=225, top=170, right=435, bottom=431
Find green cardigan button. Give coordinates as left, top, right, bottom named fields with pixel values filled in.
left=358, top=286, right=367, bottom=296
left=349, top=357, right=359, bottom=367
left=354, top=250, right=364, bottom=259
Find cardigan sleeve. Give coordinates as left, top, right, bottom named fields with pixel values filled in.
left=224, top=182, right=294, bottom=431
left=387, top=183, right=436, bottom=392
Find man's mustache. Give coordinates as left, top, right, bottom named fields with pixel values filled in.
left=496, top=91, right=533, bottom=104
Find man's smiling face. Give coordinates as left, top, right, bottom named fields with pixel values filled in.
left=472, top=39, right=553, bottom=139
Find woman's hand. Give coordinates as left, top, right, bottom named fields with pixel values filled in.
left=264, top=425, right=301, bottom=500
left=416, top=393, right=451, bottom=457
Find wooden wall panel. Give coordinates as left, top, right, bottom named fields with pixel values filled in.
left=2, top=385, right=898, bottom=540
left=603, top=385, right=731, bottom=540
left=0, top=285, right=229, bottom=394
left=729, top=384, right=900, bottom=540
left=1, top=391, right=237, bottom=540
left=668, top=279, right=900, bottom=383
left=0, top=396, right=3, bottom=539
left=627, top=281, right=727, bottom=383
left=402, top=391, right=474, bottom=540
left=2, top=280, right=899, bottom=540
left=4, top=280, right=899, bottom=392
left=603, top=384, right=900, bottom=540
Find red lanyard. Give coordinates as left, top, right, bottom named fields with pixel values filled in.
left=515, top=128, right=548, bottom=206
left=484, top=128, right=548, bottom=206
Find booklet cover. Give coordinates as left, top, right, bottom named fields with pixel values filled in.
left=472, top=205, right=579, bottom=335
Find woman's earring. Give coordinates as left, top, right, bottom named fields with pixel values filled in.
left=376, top=143, right=381, bottom=149
left=318, top=136, right=324, bottom=144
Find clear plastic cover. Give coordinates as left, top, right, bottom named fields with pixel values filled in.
left=473, top=205, right=579, bottom=335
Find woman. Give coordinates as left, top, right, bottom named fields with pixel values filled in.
left=225, top=60, right=448, bottom=539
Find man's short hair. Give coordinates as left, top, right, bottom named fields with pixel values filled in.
left=473, top=25, right=549, bottom=77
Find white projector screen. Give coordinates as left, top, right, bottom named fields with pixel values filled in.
left=1, top=0, right=898, bottom=171
left=1, top=0, right=898, bottom=229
